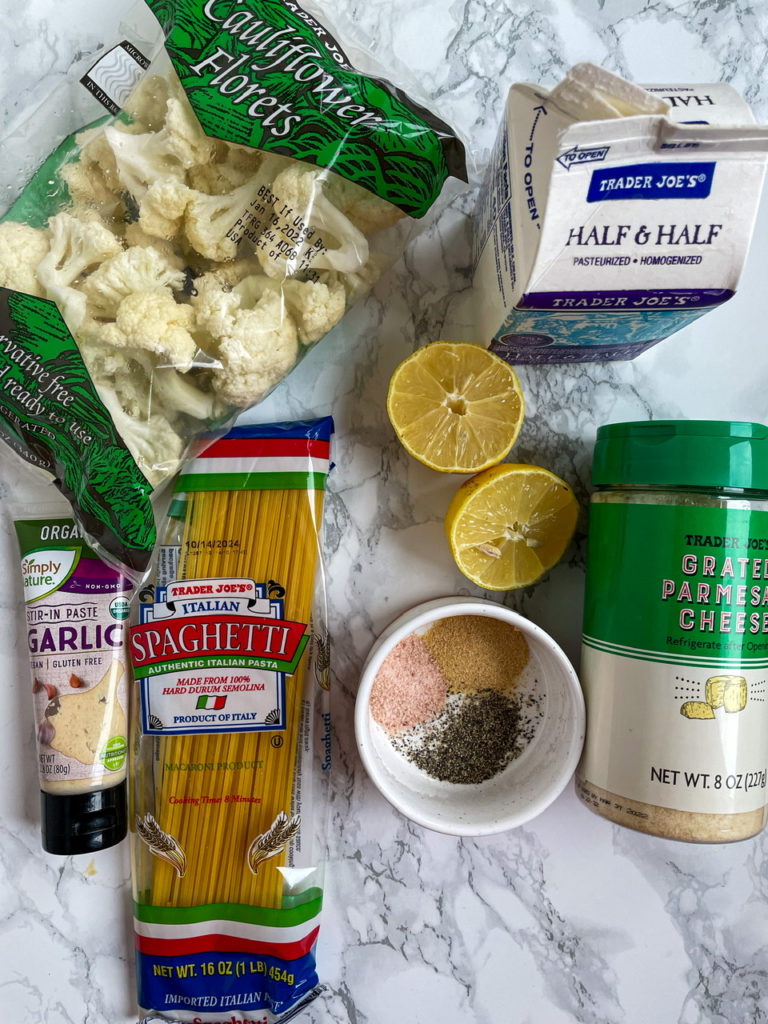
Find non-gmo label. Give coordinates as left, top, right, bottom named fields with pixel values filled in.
left=587, top=162, right=715, bottom=202
left=132, top=577, right=309, bottom=735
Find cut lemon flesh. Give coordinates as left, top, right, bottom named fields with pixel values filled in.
left=387, top=342, right=525, bottom=473
left=445, top=463, right=579, bottom=590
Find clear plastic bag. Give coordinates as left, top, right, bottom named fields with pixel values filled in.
left=0, top=0, right=466, bottom=577
left=130, top=418, right=333, bottom=1023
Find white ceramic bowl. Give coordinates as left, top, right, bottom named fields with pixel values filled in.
left=355, top=597, right=585, bottom=836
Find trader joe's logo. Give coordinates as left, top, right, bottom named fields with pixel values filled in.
left=132, top=577, right=308, bottom=736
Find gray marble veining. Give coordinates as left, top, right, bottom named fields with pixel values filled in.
left=1, top=0, right=768, bottom=1021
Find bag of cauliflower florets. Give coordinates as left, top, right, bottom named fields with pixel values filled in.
left=0, top=0, right=466, bottom=576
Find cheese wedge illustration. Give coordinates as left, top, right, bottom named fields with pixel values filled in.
left=680, top=700, right=715, bottom=720
left=705, top=675, right=748, bottom=713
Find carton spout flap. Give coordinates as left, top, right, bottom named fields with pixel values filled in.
left=548, top=62, right=670, bottom=121
left=658, top=118, right=768, bottom=152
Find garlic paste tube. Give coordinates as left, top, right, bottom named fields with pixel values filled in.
left=13, top=506, right=131, bottom=853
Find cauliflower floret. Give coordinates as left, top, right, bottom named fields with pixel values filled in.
left=282, top=277, right=346, bottom=344
left=123, top=71, right=185, bottom=132
left=60, top=160, right=118, bottom=216
left=104, top=124, right=185, bottom=196
left=324, top=173, right=406, bottom=235
left=192, top=259, right=344, bottom=348
left=75, top=128, right=123, bottom=193
left=98, top=288, right=198, bottom=368
left=97, top=381, right=184, bottom=486
left=79, top=334, right=137, bottom=376
left=256, top=165, right=369, bottom=281
left=81, top=245, right=186, bottom=318
left=319, top=254, right=386, bottom=303
left=150, top=365, right=225, bottom=420
left=192, top=266, right=284, bottom=338
left=188, top=141, right=263, bottom=195
left=36, top=211, right=123, bottom=330
left=79, top=335, right=185, bottom=483
left=80, top=330, right=221, bottom=423
left=184, top=178, right=263, bottom=262
left=0, top=221, right=50, bottom=297
left=164, top=96, right=215, bottom=165
left=104, top=96, right=215, bottom=200
left=191, top=271, right=243, bottom=338
left=122, top=223, right=183, bottom=265
left=199, top=286, right=299, bottom=407
left=209, top=257, right=263, bottom=288
left=139, top=179, right=194, bottom=239
left=78, top=335, right=152, bottom=416
left=61, top=128, right=128, bottom=220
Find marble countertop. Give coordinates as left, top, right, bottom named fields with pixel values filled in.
left=2, top=0, right=768, bottom=1021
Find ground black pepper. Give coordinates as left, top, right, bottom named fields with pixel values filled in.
left=394, top=688, right=537, bottom=785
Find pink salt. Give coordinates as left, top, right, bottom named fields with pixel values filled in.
left=369, top=633, right=448, bottom=734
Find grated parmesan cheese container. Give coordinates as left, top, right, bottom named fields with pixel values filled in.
left=577, top=420, right=768, bottom=842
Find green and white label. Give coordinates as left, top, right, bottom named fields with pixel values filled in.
left=581, top=501, right=768, bottom=815
left=20, top=547, right=79, bottom=602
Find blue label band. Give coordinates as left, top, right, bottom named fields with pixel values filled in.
left=518, top=288, right=733, bottom=311
left=587, top=162, right=716, bottom=202
left=137, top=948, right=320, bottom=1017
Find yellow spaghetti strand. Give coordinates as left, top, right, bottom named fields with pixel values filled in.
left=136, top=423, right=329, bottom=915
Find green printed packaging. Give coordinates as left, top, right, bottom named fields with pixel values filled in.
left=0, top=0, right=467, bottom=577
left=578, top=421, right=768, bottom=843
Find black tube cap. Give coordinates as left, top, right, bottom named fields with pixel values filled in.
left=40, top=781, right=127, bottom=855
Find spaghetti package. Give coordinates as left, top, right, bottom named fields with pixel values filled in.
left=0, top=0, right=466, bottom=577
left=129, top=418, right=332, bottom=1022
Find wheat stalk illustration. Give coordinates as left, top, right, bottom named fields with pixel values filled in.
left=311, top=629, right=331, bottom=690
left=135, top=813, right=187, bottom=877
left=247, top=811, right=301, bottom=875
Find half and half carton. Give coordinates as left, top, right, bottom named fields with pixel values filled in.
left=474, top=64, right=768, bottom=362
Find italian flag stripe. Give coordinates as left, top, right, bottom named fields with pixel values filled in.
left=225, top=420, right=332, bottom=442
left=179, top=471, right=328, bottom=493
left=134, top=925, right=320, bottom=960
left=176, top=420, right=333, bottom=495
left=196, top=695, right=225, bottom=710
left=134, top=894, right=322, bottom=927
left=135, top=914, right=319, bottom=943
left=182, top=456, right=330, bottom=478
left=201, top=438, right=330, bottom=460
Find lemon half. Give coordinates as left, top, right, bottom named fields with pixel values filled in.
left=386, top=342, right=525, bottom=473
left=445, top=463, right=579, bottom=590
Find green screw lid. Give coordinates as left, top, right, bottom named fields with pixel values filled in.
left=593, top=420, right=768, bottom=492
